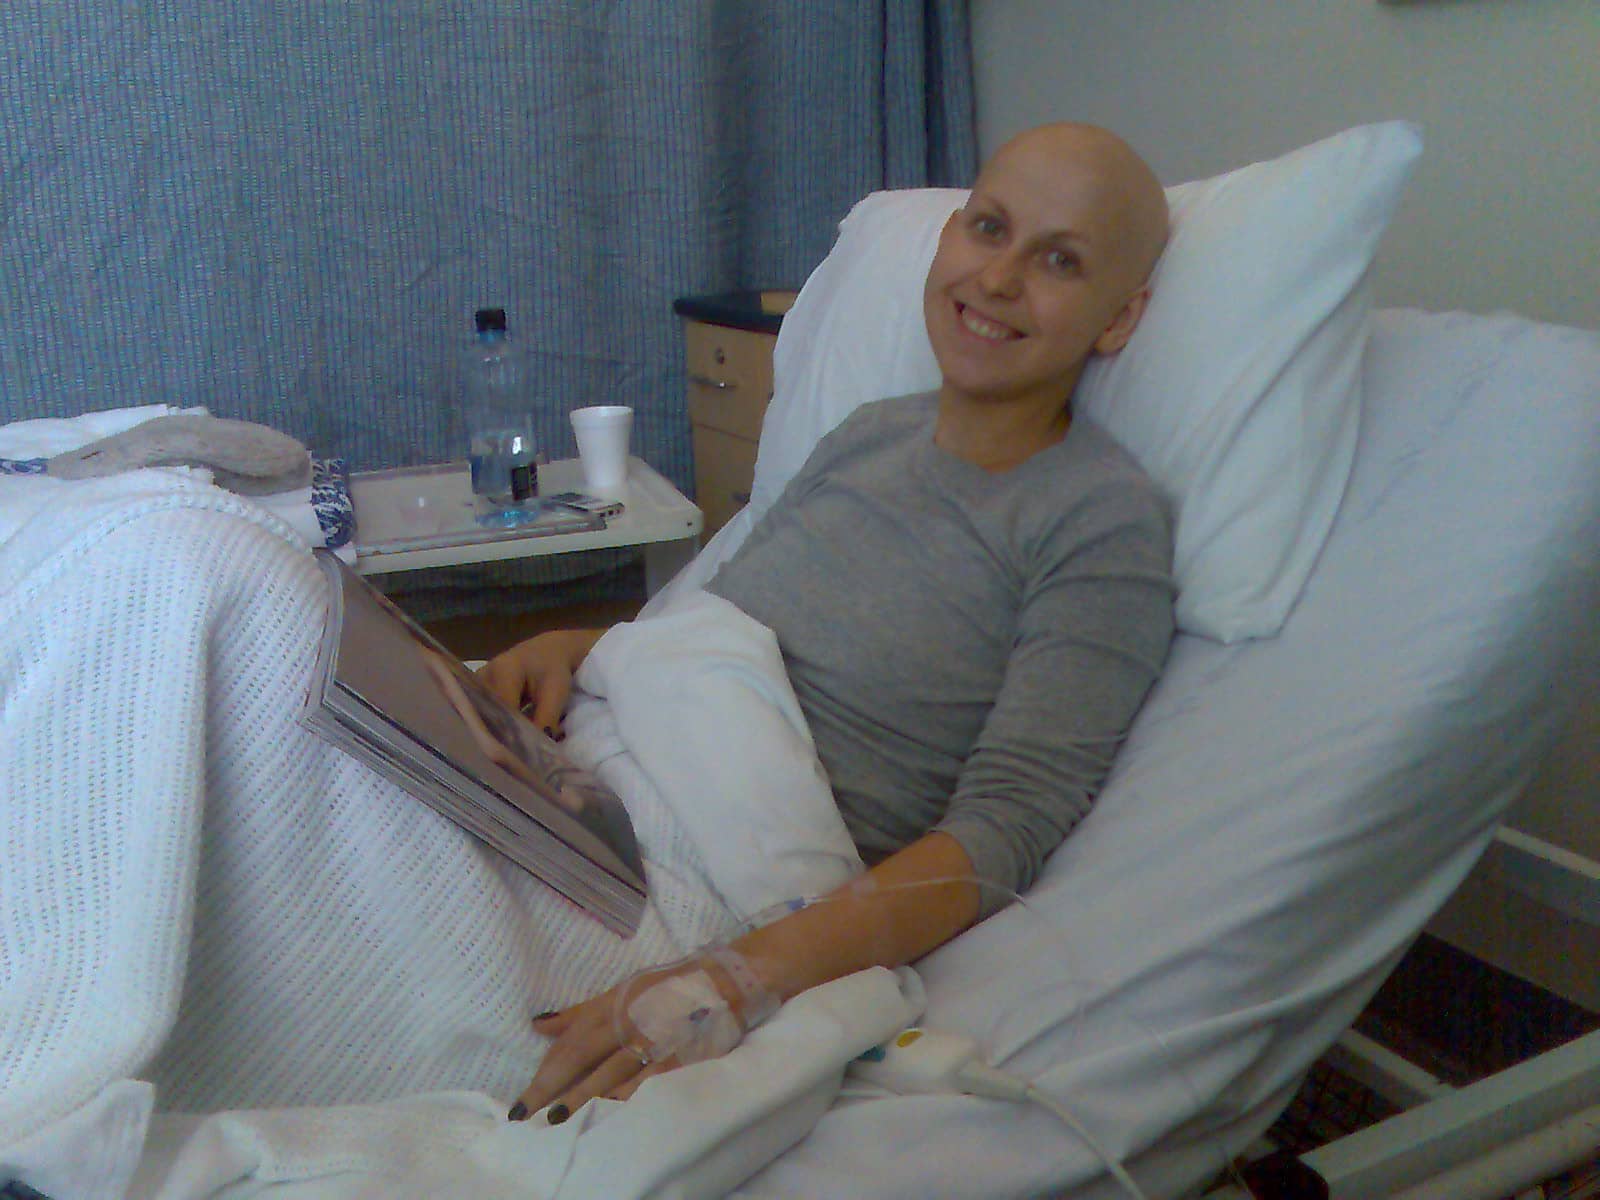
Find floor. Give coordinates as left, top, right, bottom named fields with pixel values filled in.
left=1357, top=934, right=1600, bottom=1086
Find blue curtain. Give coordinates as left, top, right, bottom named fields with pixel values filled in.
left=0, top=2, right=976, bottom=494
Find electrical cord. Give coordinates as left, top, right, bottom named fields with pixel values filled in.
left=1021, top=1084, right=1150, bottom=1200
left=758, top=876, right=1188, bottom=1195
left=546, top=873, right=1239, bottom=1198
left=848, top=1025, right=1150, bottom=1199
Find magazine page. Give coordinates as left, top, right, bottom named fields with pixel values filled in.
left=304, top=550, right=645, bottom=932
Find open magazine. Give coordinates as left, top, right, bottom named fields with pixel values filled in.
left=301, top=549, right=647, bottom=934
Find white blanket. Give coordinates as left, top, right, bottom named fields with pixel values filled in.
left=0, top=463, right=914, bottom=1199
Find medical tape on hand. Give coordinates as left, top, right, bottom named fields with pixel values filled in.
left=626, top=969, right=744, bottom=1065
left=706, top=946, right=779, bottom=1028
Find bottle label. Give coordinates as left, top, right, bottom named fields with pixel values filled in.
left=510, top=461, right=536, bottom=502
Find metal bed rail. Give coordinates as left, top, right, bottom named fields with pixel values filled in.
left=1206, top=827, right=1600, bottom=1199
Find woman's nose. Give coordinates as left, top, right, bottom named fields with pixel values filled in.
left=976, top=249, right=1024, bottom=298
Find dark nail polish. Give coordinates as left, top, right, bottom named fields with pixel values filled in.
left=533, top=1008, right=560, bottom=1022
left=508, top=1101, right=528, bottom=1122
left=547, top=1102, right=570, bottom=1126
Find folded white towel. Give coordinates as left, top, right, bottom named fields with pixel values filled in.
left=0, top=404, right=355, bottom=561
left=0, top=403, right=195, bottom=458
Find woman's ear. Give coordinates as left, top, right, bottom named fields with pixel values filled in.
left=1092, top=286, right=1151, bottom=356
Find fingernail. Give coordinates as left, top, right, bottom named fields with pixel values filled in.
left=547, top=1102, right=570, bottom=1126
left=533, top=1008, right=560, bottom=1022
left=508, top=1101, right=528, bottom=1122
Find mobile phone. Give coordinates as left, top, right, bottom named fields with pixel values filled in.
left=545, top=491, right=624, bottom=519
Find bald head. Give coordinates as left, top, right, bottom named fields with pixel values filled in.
left=983, top=123, right=1168, bottom=292
left=923, top=121, right=1168, bottom=423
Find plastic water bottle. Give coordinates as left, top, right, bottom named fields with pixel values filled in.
left=464, top=307, right=539, bottom=525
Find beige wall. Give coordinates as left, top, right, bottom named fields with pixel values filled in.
left=971, top=0, right=1600, bottom=330
left=975, top=1, right=1600, bottom=1004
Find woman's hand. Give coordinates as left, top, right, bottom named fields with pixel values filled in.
left=507, top=834, right=982, bottom=1125
left=510, top=954, right=764, bottom=1123
left=478, top=627, right=607, bottom=736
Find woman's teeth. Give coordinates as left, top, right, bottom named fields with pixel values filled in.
left=959, top=304, right=1019, bottom=342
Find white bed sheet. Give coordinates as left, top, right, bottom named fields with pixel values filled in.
left=3, top=309, right=1595, bottom=1200
left=698, top=308, right=1600, bottom=1199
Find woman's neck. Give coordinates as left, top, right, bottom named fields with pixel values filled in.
left=932, top=388, right=1074, bottom=472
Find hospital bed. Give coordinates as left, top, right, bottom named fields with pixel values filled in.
left=695, top=122, right=1600, bottom=1200
left=2, top=121, right=1597, bottom=1199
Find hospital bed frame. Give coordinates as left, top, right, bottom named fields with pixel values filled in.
left=1208, top=826, right=1600, bottom=1199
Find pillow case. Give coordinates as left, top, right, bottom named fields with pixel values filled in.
left=749, top=121, right=1423, bottom=642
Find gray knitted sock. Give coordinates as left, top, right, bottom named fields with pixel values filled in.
left=48, top=414, right=312, bottom=495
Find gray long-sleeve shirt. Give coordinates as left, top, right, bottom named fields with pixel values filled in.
left=707, top=393, right=1175, bottom=913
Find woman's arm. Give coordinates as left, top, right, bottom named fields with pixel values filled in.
left=511, top=831, right=981, bottom=1121
left=735, top=830, right=979, bottom=1000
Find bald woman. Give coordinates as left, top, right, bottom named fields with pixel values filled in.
left=491, top=124, right=1177, bottom=1123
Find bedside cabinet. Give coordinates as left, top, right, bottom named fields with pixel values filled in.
left=673, top=290, right=797, bottom=539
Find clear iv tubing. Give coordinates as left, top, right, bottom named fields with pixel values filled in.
left=600, top=873, right=1262, bottom=1200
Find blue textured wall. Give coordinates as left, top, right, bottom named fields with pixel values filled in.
left=0, top=2, right=975, bottom=499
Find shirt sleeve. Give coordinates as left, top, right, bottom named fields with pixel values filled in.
left=934, top=481, right=1176, bottom=917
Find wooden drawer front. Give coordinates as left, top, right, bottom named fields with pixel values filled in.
left=684, top=321, right=775, bottom=442
left=692, top=424, right=758, bottom=539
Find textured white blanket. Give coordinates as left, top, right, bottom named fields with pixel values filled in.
left=0, top=462, right=902, bottom=1200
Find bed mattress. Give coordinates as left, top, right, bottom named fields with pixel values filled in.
left=725, top=308, right=1600, bottom=1199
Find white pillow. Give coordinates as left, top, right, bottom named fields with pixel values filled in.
left=749, top=122, right=1423, bottom=643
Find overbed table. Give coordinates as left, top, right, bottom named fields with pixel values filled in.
left=349, top=456, right=703, bottom=595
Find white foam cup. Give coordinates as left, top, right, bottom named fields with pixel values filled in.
left=569, top=405, right=634, bottom=495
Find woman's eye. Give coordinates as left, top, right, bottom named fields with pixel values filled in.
left=1043, top=248, right=1079, bottom=274
left=970, top=214, right=1003, bottom=239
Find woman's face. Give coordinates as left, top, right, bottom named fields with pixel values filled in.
left=922, top=134, right=1149, bottom=413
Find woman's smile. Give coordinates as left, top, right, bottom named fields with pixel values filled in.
left=954, top=301, right=1023, bottom=343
